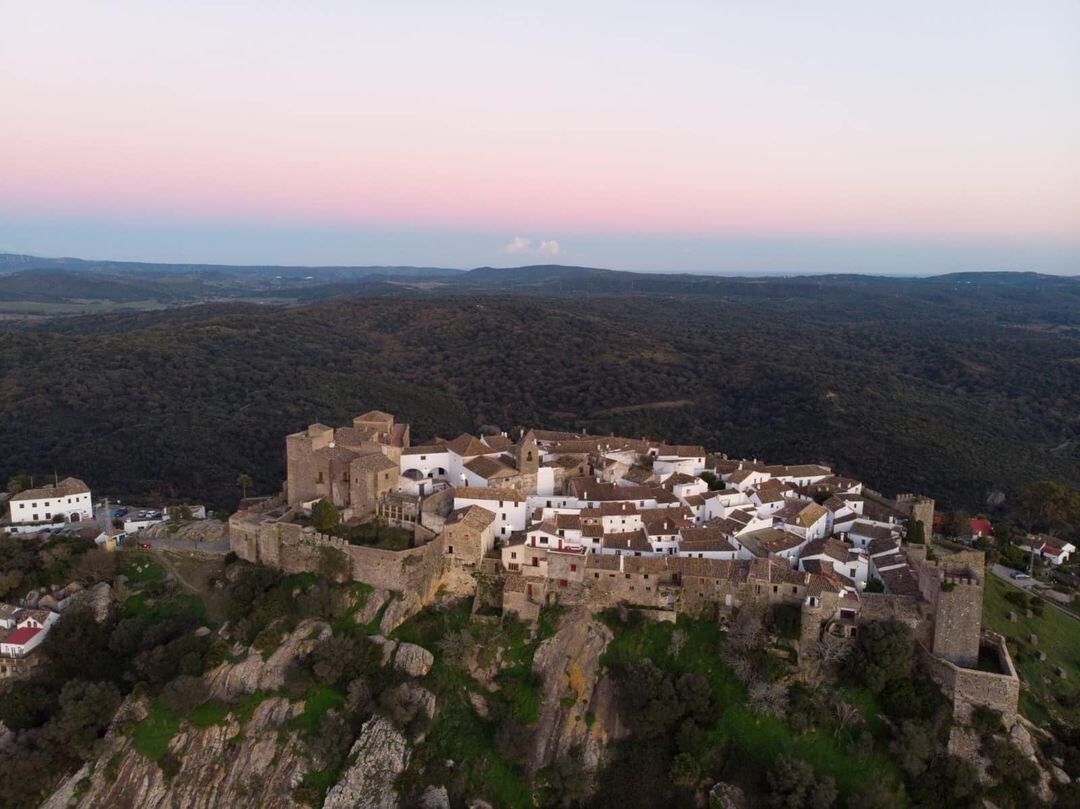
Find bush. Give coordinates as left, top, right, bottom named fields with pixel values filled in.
left=311, top=500, right=341, bottom=533
left=764, top=756, right=837, bottom=809
left=160, top=675, right=210, bottom=717
left=842, top=619, right=912, bottom=693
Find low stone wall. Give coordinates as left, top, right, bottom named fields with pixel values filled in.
left=229, top=517, right=447, bottom=600
left=921, top=632, right=1020, bottom=722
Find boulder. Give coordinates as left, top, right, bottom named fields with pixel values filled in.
left=370, top=635, right=399, bottom=666
left=355, top=589, right=390, bottom=626
left=420, top=785, right=450, bottom=809
left=393, top=642, right=434, bottom=677
left=323, top=716, right=410, bottom=809
left=379, top=592, right=423, bottom=635
left=709, top=782, right=747, bottom=809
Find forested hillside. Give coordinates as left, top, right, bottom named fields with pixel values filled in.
left=1, top=273, right=1077, bottom=509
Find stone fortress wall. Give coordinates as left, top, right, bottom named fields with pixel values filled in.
left=230, top=513, right=447, bottom=601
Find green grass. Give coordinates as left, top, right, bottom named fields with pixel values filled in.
left=232, top=690, right=271, bottom=725
left=124, top=592, right=206, bottom=623
left=333, top=521, right=414, bottom=551
left=189, top=700, right=230, bottom=728
left=287, top=684, right=345, bottom=735
left=122, top=551, right=166, bottom=583
left=982, top=574, right=1080, bottom=726
left=329, top=582, right=385, bottom=636
left=132, top=700, right=180, bottom=761
left=599, top=611, right=905, bottom=802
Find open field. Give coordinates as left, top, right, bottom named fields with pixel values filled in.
left=982, top=574, right=1080, bottom=726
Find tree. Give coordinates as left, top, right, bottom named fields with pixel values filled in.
left=311, top=635, right=380, bottom=687
left=765, top=757, right=837, bottom=809
left=1014, top=480, right=1079, bottom=534
left=940, top=511, right=968, bottom=538
left=160, top=674, right=210, bottom=716
left=842, top=619, right=912, bottom=694
left=75, top=547, right=118, bottom=584
left=670, top=752, right=701, bottom=788
left=311, top=499, right=341, bottom=533
left=46, top=680, right=121, bottom=759
left=236, top=473, right=253, bottom=501
left=6, top=474, right=32, bottom=495
left=848, top=780, right=903, bottom=809
left=905, top=517, right=926, bottom=545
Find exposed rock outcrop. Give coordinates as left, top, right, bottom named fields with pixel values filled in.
left=206, top=619, right=331, bottom=700
left=379, top=591, right=423, bottom=635
left=70, top=581, right=114, bottom=622
left=43, top=695, right=308, bottom=809
left=393, top=642, right=434, bottom=677
left=355, top=588, right=390, bottom=625
left=323, top=716, right=410, bottom=809
left=526, top=609, right=623, bottom=774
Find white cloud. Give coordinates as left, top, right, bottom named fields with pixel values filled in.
left=503, top=236, right=531, bottom=254
left=537, top=239, right=560, bottom=258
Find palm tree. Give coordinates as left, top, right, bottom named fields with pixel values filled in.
left=237, top=473, right=253, bottom=500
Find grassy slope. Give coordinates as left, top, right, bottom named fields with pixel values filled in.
left=982, top=574, right=1080, bottom=726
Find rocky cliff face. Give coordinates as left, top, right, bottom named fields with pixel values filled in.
left=527, top=609, right=626, bottom=774
left=323, top=716, right=410, bottom=809
left=43, top=695, right=310, bottom=809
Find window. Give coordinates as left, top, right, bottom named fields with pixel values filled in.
left=773, top=585, right=778, bottom=593
left=624, top=574, right=630, bottom=579
left=594, top=572, right=599, bottom=578
left=570, top=564, right=577, bottom=572
left=510, top=552, right=517, bottom=559
left=559, top=579, right=567, bottom=588
left=643, top=573, right=649, bottom=580
left=849, top=568, right=856, bottom=577
left=792, top=586, right=798, bottom=594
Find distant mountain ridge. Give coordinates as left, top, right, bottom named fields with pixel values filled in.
left=0, top=252, right=1076, bottom=314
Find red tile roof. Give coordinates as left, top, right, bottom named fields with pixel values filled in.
left=2, top=626, right=41, bottom=647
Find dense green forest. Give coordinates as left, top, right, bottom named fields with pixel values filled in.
left=0, top=271, right=1077, bottom=510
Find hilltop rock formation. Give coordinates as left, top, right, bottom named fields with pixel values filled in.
left=323, top=716, right=410, bottom=809
left=205, top=618, right=332, bottom=700
left=526, top=609, right=625, bottom=774
left=42, top=695, right=308, bottom=809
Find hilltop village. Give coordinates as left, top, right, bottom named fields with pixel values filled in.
left=231, top=411, right=1021, bottom=723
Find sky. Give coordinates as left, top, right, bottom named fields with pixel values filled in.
left=1, top=1, right=1078, bottom=274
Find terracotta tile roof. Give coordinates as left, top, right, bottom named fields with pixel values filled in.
left=800, top=537, right=849, bottom=563
left=793, top=503, right=828, bottom=528
left=352, top=452, right=398, bottom=472
left=11, top=477, right=90, bottom=502
left=464, top=456, right=517, bottom=479
left=850, top=521, right=896, bottom=542
left=454, top=486, right=526, bottom=503
left=481, top=435, right=515, bottom=452
left=447, top=505, right=496, bottom=529
left=401, top=442, right=449, bottom=456
left=447, top=433, right=494, bottom=457
left=601, top=529, right=652, bottom=553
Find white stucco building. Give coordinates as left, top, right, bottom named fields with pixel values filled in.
left=7, top=478, right=92, bottom=531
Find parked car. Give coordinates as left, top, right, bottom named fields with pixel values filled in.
left=138, top=542, right=152, bottom=550
left=1012, top=571, right=1031, bottom=580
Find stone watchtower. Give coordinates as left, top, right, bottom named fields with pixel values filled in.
left=515, top=429, right=539, bottom=476
left=930, top=564, right=984, bottom=668
left=896, top=493, right=935, bottom=539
